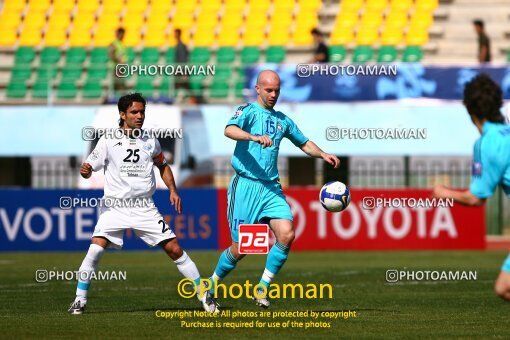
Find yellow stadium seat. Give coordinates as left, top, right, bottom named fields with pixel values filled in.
left=72, top=14, right=96, bottom=31
left=385, top=10, right=408, bottom=29
left=124, top=28, right=142, bottom=47
left=0, top=29, right=18, bottom=46
left=121, top=11, right=145, bottom=29
left=53, top=0, right=75, bottom=13
left=0, top=12, right=22, bottom=29
left=381, top=28, right=403, bottom=45
left=241, top=31, right=265, bottom=46
left=247, top=0, right=270, bottom=12
left=298, top=0, right=321, bottom=11
left=410, top=12, right=433, bottom=29
left=219, top=20, right=243, bottom=32
left=28, top=0, right=51, bottom=12
left=3, top=0, right=26, bottom=12
left=93, top=27, right=116, bottom=46
left=415, top=0, right=439, bottom=12
left=19, top=29, right=42, bottom=45
left=97, top=13, right=121, bottom=30
left=341, top=0, right=363, bottom=12
left=151, top=0, right=172, bottom=13
left=268, top=32, right=289, bottom=46
left=365, top=0, right=388, bottom=12
left=245, top=16, right=267, bottom=31
left=330, top=29, right=354, bottom=44
left=224, top=0, right=246, bottom=12
left=47, top=13, right=72, bottom=30
left=200, top=0, right=222, bottom=12
left=248, top=9, right=269, bottom=22
left=77, top=0, right=100, bottom=14
left=44, top=29, right=67, bottom=46
left=406, top=28, right=428, bottom=45
left=390, top=0, right=412, bottom=12
left=291, top=28, right=314, bottom=46
left=218, top=30, right=240, bottom=46
left=294, top=13, right=318, bottom=30
left=360, top=10, right=383, bottom=29
left=356, top=28, right=378, bottom=45
left=69, top=29, right=92, bottom=46
left=126, top=0, right=149, bottom=13
left=144, top=28, right=167, bottom=47
left=334, top=15, right=358, bottom=31
left=23, top=11, right=47, bottom=30
left=195, top=14, right=218, bottom=30
left=192, top=31, right=215, bottom=47
left=174, top=0, right=198, bottom=14
left=273, top=0, right=295, bottom=13
left=102, top=0, right=124, bottom=13
left=145, top=14, right=169, bottom=30
left=172, top=15, right=193, bottom=31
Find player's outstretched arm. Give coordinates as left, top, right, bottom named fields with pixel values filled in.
left=432, top=185, right=485, bottom=206
left=80, top=163, right=93, bottom=179
left=299, top=140, right=340, bottom=168
left=158, top=164, right=182, bottom=214
left=224, top=125, right=272, bottom=148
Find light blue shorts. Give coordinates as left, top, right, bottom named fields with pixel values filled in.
left=227, top=174, right=293, bottom=243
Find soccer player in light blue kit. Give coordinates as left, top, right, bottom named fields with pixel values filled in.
left=208, top=70, right=340, bottom=308
left=433, top=74, right=510, bottom=301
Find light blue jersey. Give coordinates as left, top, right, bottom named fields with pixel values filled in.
left=470, top=121, right=510, bottom=199
left=226, top=102, right=309, bottom=182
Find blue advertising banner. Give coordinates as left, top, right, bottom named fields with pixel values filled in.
left=246, top=64, right=510, bottom=101
left=0, top=189, right=218, bottom=251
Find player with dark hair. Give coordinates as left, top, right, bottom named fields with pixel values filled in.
left=310, top=28, right=329, bottom=63
left=472, top=19, right=491, bottom=63
left=68, top=93, right=217, bottom=314
left=207, top=70, right=340, bottom=309
left=433, top=74, right=510, bottom=301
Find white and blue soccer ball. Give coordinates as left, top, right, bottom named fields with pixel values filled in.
left=319, top=181, right=351, bottom=212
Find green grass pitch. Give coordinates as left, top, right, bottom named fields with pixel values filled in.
left=1, top=250, right=509, bottom=339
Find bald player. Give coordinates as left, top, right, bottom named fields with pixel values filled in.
left=207, top=70, right=340, bottom=308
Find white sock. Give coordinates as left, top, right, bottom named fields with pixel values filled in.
left=75, top=244, right=105, bottom=303
left=174, top=251, right=201, bottom=299
left=261, top=268, right=275, bottom=287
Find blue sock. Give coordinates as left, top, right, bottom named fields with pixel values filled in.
left=210, top=248, right=237, bottom=289
left=259, top=242, right=289, bottom=288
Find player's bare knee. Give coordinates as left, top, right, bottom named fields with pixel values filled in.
left=230, top=243, right=246, bottom=261
left=162, top=238, right=183, bottom=259
left=278, top=228, right=295, bottom=246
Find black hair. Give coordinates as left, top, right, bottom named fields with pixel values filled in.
left=473, top=20, right=484, bottom=29
left=175, top=28, right=182, bottom=36
left=463, top=73, right=504, bottom=123
left=118, top=92, right=146, bottom=127
left=310, top=28, right=322, bottom=36
left=116, top=27, right=125, bottom=34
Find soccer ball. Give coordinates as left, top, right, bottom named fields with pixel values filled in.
left=319, top=181, right=351, bottom=212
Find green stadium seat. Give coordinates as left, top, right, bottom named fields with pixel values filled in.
left=215, top=65, right=233, bottom=81
left=82, top=81, right=103, bottom=99
left=217, top=47, right=236, bottom=63
left=90, top=48, right=109, bottom=63
left=209, top=80, right=229, bottom=98
left=11, top=65, right=32, bottom=81
left=87, top=65, right=109, bottom=80
left=164, top=48, right=176, bottom=63
left=266, top=46, right=286, bottom=63
left=189, top=75, right=206, bottom=96
left=235, top=80, right=245, bottom=98
left=61, top=64, right=83, bottom=81
left=140, top=47, right=160, bottom=64
left=36, top=66, right=58, bottom=81
left=15, top=47, right=36, bottom=64
left=40, top=47, right=61, bottom=65
left=236, top=67, right=247, bottom=81
left=241, top=46, right=260, bottom=64
left=57, top=81, right=78, bottom=99
left=66, top=47, right=87, bottom=64
left=135, top=80, right=156, bottom=98
left=190, top=47, right=211, bottom=63
left=402, top=46, right=423, bottom=62
left=329, top=45, right=346, bottom=63
left=352, top=46, right=373, bottom=63
left=126, top=47, right=136, bottom=63
left=377, top=46, right=398, bottom=63
left=6, top=81, right=28, bottom=98
left=32, top=80, right=52, bottom=99
left=159, top=78, right=172, bottom=97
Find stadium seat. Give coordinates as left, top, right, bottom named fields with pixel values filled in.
left=402, top=46, right=423, bottom=62
left=172, top=15, right=194, bottom=31
left=135, top=80, right=156, bottom=98
left=415, top=0, right=439, bottom=12
left=190, top=48, right=211, bottom=63
left=209, top=80, right=229, bottom=98
left=144, top=29, right=167, bottom=47
left=216, top=47, right=236, bottom=64
left=6, top=81, right=28, bottom=99
left=44, top=30, right=67, bottom=47
left=365, top=0, right=388, bottom=12
left=329, top=45, right=347, bottom=63
left=121, top=11, right=145, bottom=30
left=164, top=48, right=176, bottom=63
left=381, top=28, right=403, bottom=45
left=19, top=29, right=42, bottom=46
left=82, top=81, right=103, bottom=98
left=125, top=48, right=136, bottom=63
left=15, top=47, right=36, bottom=64
left=242, top=31, right=265, bottom=46
left=352, top=46, right=374, bottom=63
left=192, top=31, right=215, bottom=47
left=93, top=27, right=117, bottom=47
left=66, top=48, right=87, bottom=64
left=360, top=10, right=383, bottom=29
left=124, top=29, right=142, bottom=47
left=126, top=0, right=149, bottom=13
left=69, top=30, right=92, bottom=47
left=72, top=14, right=96, bottom=31
left=273, top=0, right=295, bottom=14
left=57, top=81, right=78, bottom=99
left=77, top=0, right=100, bottom=14
left=90, top=48, right=110, bottom=63
left=214, top=65, right=233, bottom=81
left=32, top=79, right=52, bottom=98
left=341, top=0, right=364, bottom=12
left=40, top=47, right=62, bottom=65
left=218, top=30, right=240, bottom=47
left=87, top=65, right=109, bottom=80
left=406, top=29, right=429, bottom=46
left=224, top=0, right=246, bottom=12
left=23, top=11, right=46, bottom=31
left=410, top=12, right=434, bottom=30
left=266, top=46, right=286, bottom=63
left=390, top=0, right=412, bottom=11
left=356, top=29, right=378, bottom=45
left=385, top=10, right=408, bottom=30
left=268, top=33, right=289, bottom=46
left=298, top=0, right=322, bottom=11
left=0, top=13, right=22, bottom=31
left=294, top=13, right=319, bottom=31
left=377, top=46, right=398, bottom=62
left=140, top=48, right=160, bottom=64
left=4, top=0, right=26, bottom=12
left=102, top=0, right=125, bottom=13
left=235, top=80, right=245, bottom=98
left=269, top=15, right=293, bottom=31
left=241, top=47, right=260, bottom=64
left=47, top=12, right=72, bottom=30
left=330, top=30, right=354, bottom=45
left=333, top=14, right=358, bottom=31
left=11, top=65, right=33, bottom=81
left=0, top=30, right=17, bottom=46
left=97, top=13, right=121, bottom=31
left=53, top=0, right=75, bottom=12
left=61, top=64, right=83, bottom=81
left=36, top=66, right=59, bottom=81
left=248, top=0, right=270, bottom=12
left=28, top=0, right=51, bottom=12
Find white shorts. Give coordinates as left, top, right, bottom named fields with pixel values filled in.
left=92, top=199, right=175, bottom=249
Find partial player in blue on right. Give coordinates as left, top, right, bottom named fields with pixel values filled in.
left=320, top=181, right=351, bottom=212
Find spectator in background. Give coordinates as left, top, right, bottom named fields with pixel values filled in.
left=473, top=20, right=491, bottom=63
left=310, top=28, right=329, bottom=63
left=173, top=29, right=202, bottom=104
left=174, top=29, right=189, bottom=63
left=109, top=27, right=128, bottom=98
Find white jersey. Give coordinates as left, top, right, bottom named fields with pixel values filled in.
left=86, top=131, right=167, bottom=199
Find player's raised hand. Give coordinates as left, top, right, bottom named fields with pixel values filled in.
left=322, top=153, right=340, bottom=168
left=170, top=191, right=182, bottom=214
left=80, top=163, right=93, bottom=178
left=251, top=135, right=273, bottom=148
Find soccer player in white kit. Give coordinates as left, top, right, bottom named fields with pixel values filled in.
left=68, top=93, right=218, bottom=314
